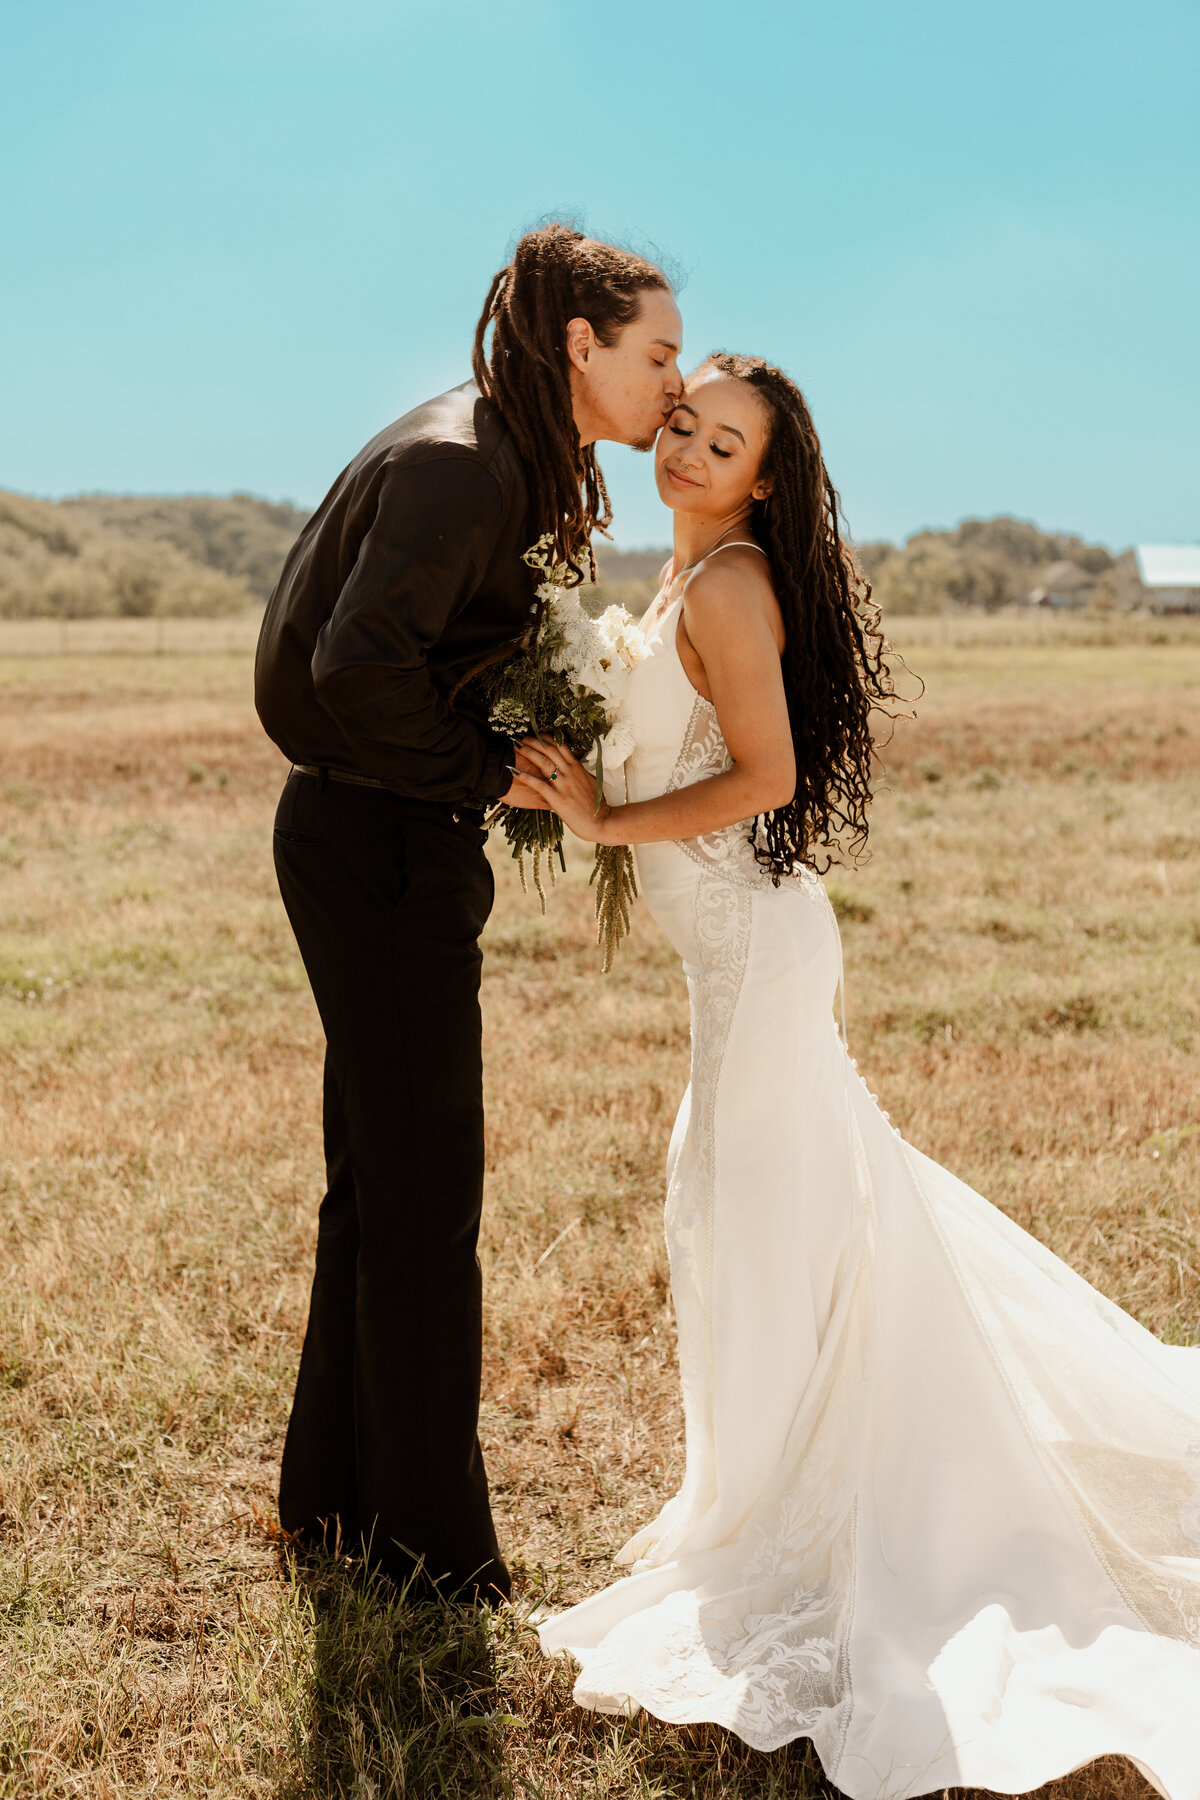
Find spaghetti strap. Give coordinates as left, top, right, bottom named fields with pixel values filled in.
left=704, top=540, right=766, bottom=556
left=680, top=539, right=768, bottom=595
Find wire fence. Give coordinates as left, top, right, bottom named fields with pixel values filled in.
left=1, top=606, right=1197, bottom=660
left=0, top=613, right=265, bottom=657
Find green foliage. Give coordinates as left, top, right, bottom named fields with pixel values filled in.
left=590, top=548, right=667, bottom=620
left=0, top=488, right=309, bottom=618
left=60, top=492, right=309, bottom=596
left=483, top=540, right=639, bottom=967
left=480, top=620, right=608, bottom=911
left=588, top=524, right=1135, bottom=622
left=857, top=515, right=1126, bottom=617
left=590, top=844, right=640, bottom=973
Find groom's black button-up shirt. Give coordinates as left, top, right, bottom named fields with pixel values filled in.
left=255, top=381, right=533, bottom=808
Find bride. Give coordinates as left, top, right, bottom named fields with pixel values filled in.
left=510, top=353, right=1200, bottom=1800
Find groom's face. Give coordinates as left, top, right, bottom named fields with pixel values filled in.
left=569, top=288, right=683, bottom=451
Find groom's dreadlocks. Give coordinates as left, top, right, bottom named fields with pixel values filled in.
left=473, top=223, right=670, bottom=587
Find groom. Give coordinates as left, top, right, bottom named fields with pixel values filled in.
left=255, top=223, right=682, bottom=1603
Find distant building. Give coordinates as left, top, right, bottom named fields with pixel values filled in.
left=1025, top=560, right=1096, bottom=609
left=1135, top=545, right=1200, bottom=613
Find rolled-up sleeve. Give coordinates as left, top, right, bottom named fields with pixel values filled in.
left=311, top=456, right=514, bottom=804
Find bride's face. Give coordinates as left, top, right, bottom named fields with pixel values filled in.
left=654, top=368, right=773, bottom=518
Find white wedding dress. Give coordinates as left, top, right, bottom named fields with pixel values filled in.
left=537, top=558, right=1200, bottom=1799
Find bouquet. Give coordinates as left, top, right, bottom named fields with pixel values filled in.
left=482, top=536, right=647, bottom=969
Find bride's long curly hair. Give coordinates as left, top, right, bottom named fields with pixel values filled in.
left=701, top=352, right=908, bottom=877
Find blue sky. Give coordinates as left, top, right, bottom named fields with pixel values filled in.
left=3, top=0, right=1197, bottom=549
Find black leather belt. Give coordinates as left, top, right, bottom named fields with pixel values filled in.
left=290, top=763, right=486, bottom=826
left=292, top=762, right=386, bottom=789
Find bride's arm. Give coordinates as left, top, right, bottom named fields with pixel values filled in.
left=518, top=560, right=796, bottom=846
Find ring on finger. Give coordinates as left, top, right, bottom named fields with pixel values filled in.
left=549, top=768, right=559, bottom=781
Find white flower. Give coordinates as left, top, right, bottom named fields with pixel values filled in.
left=511, top=546, right=650, bottom=806
left=582, top=717, right=637, bottom=805
left=545, top=593, right=621, bottom=709
left=595, top=604, right=648, bottom=675
left=543, top=591, right=649, bottom=714
left=583, top=715, right=636, bottom=772
left=600, top=716, right=636, bottom=769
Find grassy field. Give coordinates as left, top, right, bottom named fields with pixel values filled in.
left=1, top=613, right=1198, bottom=1798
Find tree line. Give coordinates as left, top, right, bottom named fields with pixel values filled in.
left=0, top=489, right=1133, bottom=620
left=596, top=518, right=1135, bottom=617
left=854, top=516, right=1137, bottom=614
left=0, top=490, right=309, bottom=619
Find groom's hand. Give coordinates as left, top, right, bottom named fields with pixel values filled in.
left=498, top=746, right=550, bottom=809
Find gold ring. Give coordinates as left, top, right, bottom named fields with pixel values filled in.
left=549, top=768, right=559, bottom=781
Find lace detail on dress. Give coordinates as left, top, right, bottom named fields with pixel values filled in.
left=578, top=1169, right=869, bottom=1759
left=617, top=876, right=754, bottom=1572
left=576, top=1496, right=860, bottom=1756
left=687, top=879, right=755, bottom=1306
left=598, top=869, right=868, bottom=1762
left=666, top=695, right=774, bottom=888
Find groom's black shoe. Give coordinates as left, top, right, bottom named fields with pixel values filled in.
left=279, top=1515, right=510, bottom=1613
left=362, top=1530, right=512, bottom=1612
left=369, top=1556, right=512, bottom=1613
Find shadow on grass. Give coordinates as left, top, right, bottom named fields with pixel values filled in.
left=277, top=1551, right=513, bottom=1800
left=272, top=1546, right=842, bottom=1800
left=271, top=1554, right=1155, bottom=1800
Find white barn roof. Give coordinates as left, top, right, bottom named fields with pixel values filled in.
left=1136, top=544, right=1200, bottom=587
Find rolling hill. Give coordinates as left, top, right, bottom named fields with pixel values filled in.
left=0, top=490, right=309, bottom=618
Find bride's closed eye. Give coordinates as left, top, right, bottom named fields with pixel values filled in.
left=668, top=423, right=733, bottom=459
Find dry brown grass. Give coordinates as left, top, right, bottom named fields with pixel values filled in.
left=1, top=616, right=1198, bottom=1797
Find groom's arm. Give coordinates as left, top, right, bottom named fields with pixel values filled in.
left=311, top=456, right=516, bottom=805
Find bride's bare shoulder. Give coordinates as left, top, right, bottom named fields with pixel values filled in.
left=687, top=543, right=774, bottom=599
left=682, top=546, right=781, bottom=643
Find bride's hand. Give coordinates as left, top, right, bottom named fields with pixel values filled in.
left=516, top=737, right=615, bottom=844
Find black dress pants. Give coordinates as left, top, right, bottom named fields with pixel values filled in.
left=272, top=767, right=509, bottom=1602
